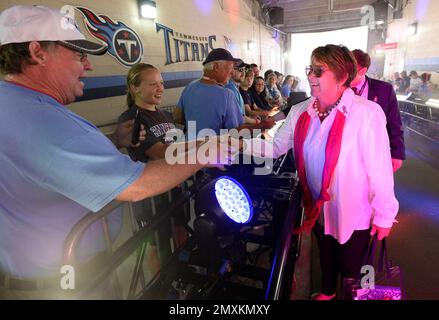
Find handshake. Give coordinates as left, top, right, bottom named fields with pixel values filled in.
left=197, top=134, right=245, bottom=168
left=164, top=134, right=245, bottom=169
left=113, top=120, right=248, bottom=169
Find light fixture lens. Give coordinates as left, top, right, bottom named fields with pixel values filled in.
left=141, top=4, right=157, bottom=19
left=214, top=177, right=253, bottom=224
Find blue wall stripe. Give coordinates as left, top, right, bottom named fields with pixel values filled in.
left=82, top=75, right=126, bottom=89
left=78, top=70, right=202, bottom=102
left=77, top=77, right=200, bottom=102
left=82, top=71, right=203, bottom=90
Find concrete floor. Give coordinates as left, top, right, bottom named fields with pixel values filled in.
left=386, top=130, right=439, bottom=299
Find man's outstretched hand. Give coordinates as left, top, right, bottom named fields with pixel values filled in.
left=198, top=135, right=241, bottom=169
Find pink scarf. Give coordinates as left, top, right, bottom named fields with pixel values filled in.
left=292, top=109, right=346, bottom=234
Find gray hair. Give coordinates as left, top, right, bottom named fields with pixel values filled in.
left=203, top=60, right=228, bottom=72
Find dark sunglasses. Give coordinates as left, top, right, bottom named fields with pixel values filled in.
left=305, top=65, right=327, bottom=77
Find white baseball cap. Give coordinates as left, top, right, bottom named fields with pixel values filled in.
left=0, top=5, right=107, bottom=55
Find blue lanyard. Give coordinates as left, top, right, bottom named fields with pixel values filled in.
left=268, top=86, right=278, bottom=98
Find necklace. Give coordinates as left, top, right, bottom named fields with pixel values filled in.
left=313, top=96, right=342, bottom=118
left=201, top=76, right=224, bottom=87
left=201, top=76, right=216, bottom=82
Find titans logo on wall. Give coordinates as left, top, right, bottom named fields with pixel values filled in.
left=76, top=7, right=143, bottom=67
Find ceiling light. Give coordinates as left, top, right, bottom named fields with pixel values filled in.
left=139, top=0, right=157, bottom=19
left=406, top=22, right=418, bottom=36
left=247, top=40, right=256, bottom=51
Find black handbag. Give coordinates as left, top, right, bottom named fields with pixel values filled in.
left=342, top=235, right=405, bottom=300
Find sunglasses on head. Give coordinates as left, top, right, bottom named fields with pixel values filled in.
left=234, top=67, right=247, bottom=72
left=305, top=65, right=327, bottom=77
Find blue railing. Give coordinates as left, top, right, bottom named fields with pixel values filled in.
left=398, top=98, right=439, bottom=168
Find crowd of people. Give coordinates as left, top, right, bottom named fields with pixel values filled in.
left=390, top=70, right=438, bottom=100
left=111, top=45, right=405, bottom=301
left=0, top=4, right=404, bottom=300
left=0, top=5, right=236, bottom=299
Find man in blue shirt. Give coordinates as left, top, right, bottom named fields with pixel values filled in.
left=225, top=61, right=261, bottom=126
left=0, top=5, right=232, bottom=299
left=174, top=48, right=245, bottom=141
left=226, top=62, right=247, bottom=116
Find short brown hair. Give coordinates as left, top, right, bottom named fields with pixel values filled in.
left=352, top=49, right=371, bottom=70
left=311, top=44, right=357, bottom=88
left=421, top=72, right=431, bottom=82
left=0, top=41, right=54, bottom=75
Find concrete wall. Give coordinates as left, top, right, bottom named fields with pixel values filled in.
left=384, top=0, right=439, bottom=84
left=0, top=0, right=283, bottom=130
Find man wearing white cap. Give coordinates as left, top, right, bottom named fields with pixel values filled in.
left=0, top=5, right=234, bottom=299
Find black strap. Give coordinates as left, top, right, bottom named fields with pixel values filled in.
left=362, top=234, right=378, bottom=268
left=355, top=78, right=368, bottom=96
left=362, top=235, right=393, bottom=279
left=378, top=238, right=392, bottom=278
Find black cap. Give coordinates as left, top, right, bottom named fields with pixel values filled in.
left=202, top=48, right=242, bottom=65
left=59, top=40, right=107, bottom=55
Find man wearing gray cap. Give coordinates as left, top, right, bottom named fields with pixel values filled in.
left=0, top=5, right=233, bottom=299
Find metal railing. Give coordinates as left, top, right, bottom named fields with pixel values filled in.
left=62, top=175, right=204, bottom=299
left=399, top=100, right=439, bottom=142
left=97, top=105, right=181, bottom=131
left=62, top=169, right=303, bottom=299
left=398, top=99, right=439, bottom=169
left=264, top=179, right=303, bottom=300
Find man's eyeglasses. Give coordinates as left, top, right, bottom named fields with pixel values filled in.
left=75, top=50, right=87, bottom=63
left=234, top=67, right=247, bottom=73
left=305, top=65, right=327, bottom=77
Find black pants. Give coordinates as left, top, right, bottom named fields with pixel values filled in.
left=313, top=222, right=371, bottom=295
